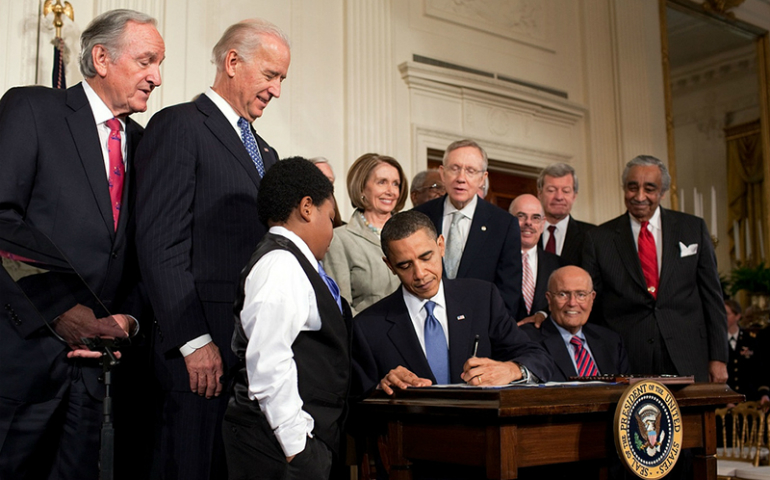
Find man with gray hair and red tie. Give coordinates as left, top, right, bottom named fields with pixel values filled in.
left=582, top=155, right=727, bottom=383
left=0, top=9, right=164, bottom=479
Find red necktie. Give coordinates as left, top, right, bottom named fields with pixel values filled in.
left=106, top=118, right=124, bottom=231
left=638, top=221, right=658, bottom=298
left=570, top=336, right=599, bottom=376
left=545, top=225, right=557, bottom=254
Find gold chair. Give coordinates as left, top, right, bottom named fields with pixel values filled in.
left=718, top=402, right=766, bottom=480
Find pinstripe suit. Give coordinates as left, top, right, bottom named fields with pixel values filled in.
left=582, top=208, right=728, bottom=382
left=134, top=93, right=278, bottom=479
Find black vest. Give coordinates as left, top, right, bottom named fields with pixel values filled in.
left=230, top=233, right=350, bottom=454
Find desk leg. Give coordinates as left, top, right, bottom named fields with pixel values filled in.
left=387, top=421, right=412, bottom=480
left=693, top=410, right=717, bottom=480
left=486, top=425, right=518, bottom=480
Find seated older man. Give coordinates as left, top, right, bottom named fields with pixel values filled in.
left=522, top=266, right=629, bottom=381
left=351, top=210, right=553, bottom=396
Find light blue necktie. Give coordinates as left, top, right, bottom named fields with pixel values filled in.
left=444, top=212, right=463, bottom=279
left=237, top=117, right=266, bottom=178
left=424, top=301, right=450, bottom=384
left=318, top=262, right=343, bottom=314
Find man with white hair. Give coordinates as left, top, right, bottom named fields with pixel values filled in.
left=135, top=18, right=290, bottom=480
left=0, top=9, right=164, bottom=479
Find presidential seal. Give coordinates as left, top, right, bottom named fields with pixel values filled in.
left=614, top=380, right=683, bottom=479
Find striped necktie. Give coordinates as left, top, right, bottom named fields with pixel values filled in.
left=570, top=336, right=599, bottom=377
left=522, top=252, right=535, bottom=314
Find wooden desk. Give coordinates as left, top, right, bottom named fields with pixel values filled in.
left=356, top=383, right=741, bottom=479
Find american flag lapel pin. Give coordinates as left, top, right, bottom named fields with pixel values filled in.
left=457, top=315, right=466, bottom=321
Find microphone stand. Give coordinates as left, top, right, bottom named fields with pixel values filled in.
left=82, top=337, right=120, bottom=480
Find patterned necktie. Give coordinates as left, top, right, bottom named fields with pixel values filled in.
left=545, top=225, right=557, bottom=254
left=522, top=251, right=535, bottom=314
left=444, top=211, right=463, bottom=279
left=638, top=221, right=658, bottom=298
left=106, top=118, right=124, bottom=231
left=424, top=301, right=450, bottom=384
left=318, top=262, right=343, bottom=314
left=237, top=117, right=266, bottom=178
left=570, top=336, right=599, bottom=377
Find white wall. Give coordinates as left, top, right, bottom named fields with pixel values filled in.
left=5, top=0, right=756, bottom=225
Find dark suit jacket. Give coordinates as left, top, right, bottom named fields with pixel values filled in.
left=728, top=328, right=769, bottom=401
left=582, top=209, right=728, bottom=382
left=414, top=196, right=522, bottom=315
left=522, top=318, right=630, bottom=381
left=540, top=215, right=595, bottom=266
left=516, top=248, right=562, bottom=320
left=134, top=93, right=278, bottom=391
left=0, top=84, right=141, bottom=401
left=351, top=279, right=554, bottom=396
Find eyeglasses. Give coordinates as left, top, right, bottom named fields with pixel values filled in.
left=515, top=213, right=544, bottom=223
left=548, top=290, right=594, bottom=303
left=414, top=182, right=445, bottom=194
left=444, top=164, right=484, bottom=178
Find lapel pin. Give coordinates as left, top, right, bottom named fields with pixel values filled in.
left=481, top=226, right=487, bottom=231
left=457, top=315, right=466, bottom=321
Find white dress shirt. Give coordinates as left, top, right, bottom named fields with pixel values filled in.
left=629, top=206, right=663, bottom=273
left=552, top=321, right=601, bottom=376
left=402, top=281, right=450, bottom=354
left=240, top=226, right=322, bottom=457
left=441, top=195, right=477, bottom=253
left=542, top=215, right=570, bottom=256
left=82, top=80, right=126, bottom=178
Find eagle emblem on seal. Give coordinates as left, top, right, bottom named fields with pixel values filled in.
left=635, top=404, right=665, bottom=456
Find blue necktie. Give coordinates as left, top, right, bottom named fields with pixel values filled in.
left=318, top=262, right=343, bottom=314
left=237, top=117, right=266, bottom=178
left=424, top=301, right=450, bottom=384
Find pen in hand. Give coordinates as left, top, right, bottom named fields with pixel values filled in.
left=472, top=334, right=479, bottom=357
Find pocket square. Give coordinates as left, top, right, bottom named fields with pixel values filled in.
left=679, top=242, right=698, bottom=257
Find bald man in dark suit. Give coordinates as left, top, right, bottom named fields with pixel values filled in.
left=522, top=266, right=629, bottom=381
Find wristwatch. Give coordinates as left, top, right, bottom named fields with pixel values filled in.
left=518, top=364, right=531, bottom=383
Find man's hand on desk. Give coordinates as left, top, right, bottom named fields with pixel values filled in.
left=184, top=342, right=224, bottom=399
left=378, top=366, right=432, bottom=395
left=461, top=357, right=520, bottom=386
left=708, top=360, right=728, bottom=384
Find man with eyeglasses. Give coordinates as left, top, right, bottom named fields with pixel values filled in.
left=508, top=194, right=562, bottom=327
left=410, top=169, right=445, bottom=207
left=537, top=163, right=595, bottom=267
left=521, top=266, right=629, bottom=381
left=414, top=139, right=522, bottom=316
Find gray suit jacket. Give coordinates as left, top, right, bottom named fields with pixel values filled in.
left=323, top=211, right=401, bottom=316
left=582, top=208, right=727, bottom=382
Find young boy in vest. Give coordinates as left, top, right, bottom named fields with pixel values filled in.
left=223, top=157, right=350, bottom=480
